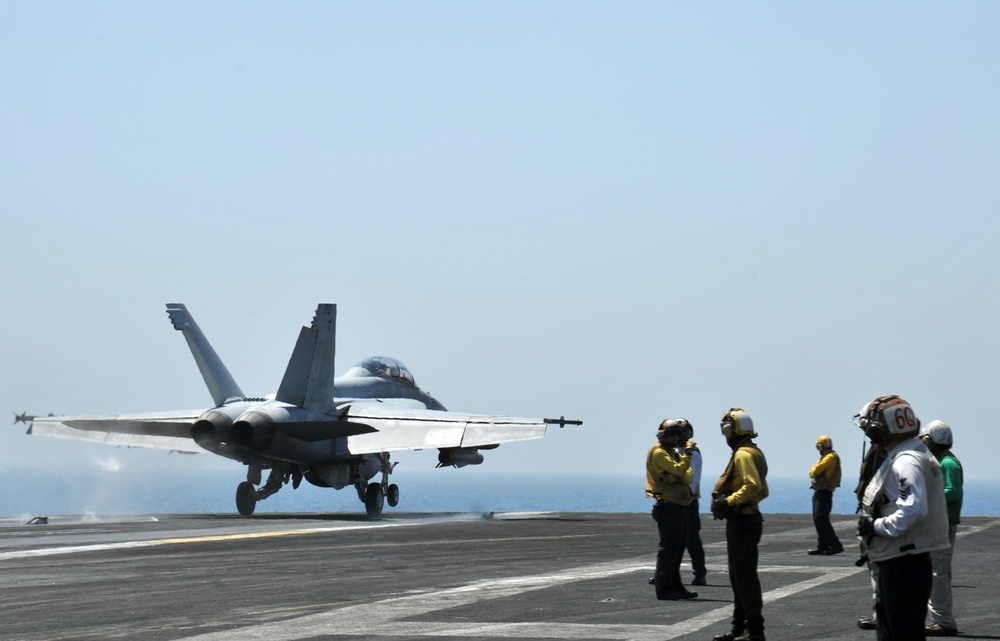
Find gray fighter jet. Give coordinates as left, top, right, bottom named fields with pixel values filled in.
left=25, top=303, right=581, bottom=516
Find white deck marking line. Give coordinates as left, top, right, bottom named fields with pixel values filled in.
left=6, top=516, right=979, bottom=562
left=174, top=558, right=862, bottom=641
left=956, top=519, right=1000, bottom=538
left=0, top=521, right=435, bottom=561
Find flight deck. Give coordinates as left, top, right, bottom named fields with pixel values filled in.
left=1, top=512, right=998, bottom=641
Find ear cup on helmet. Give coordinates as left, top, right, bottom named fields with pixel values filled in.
left=858, top=395, right=919, bottom=443
left=721, top=408, right=754, bottom=436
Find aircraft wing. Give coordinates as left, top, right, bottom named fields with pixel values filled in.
left=341, top=402, right=548, bottom=454
left=27, top=411, right=204, bottom=453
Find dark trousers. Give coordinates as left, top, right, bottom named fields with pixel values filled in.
left=812, top=490, right=842, bottom=551
left=876, top=552, right=932, bottom=641
left=726, top=511, right=764, bottom=636
left=685, top=498, right=707, bottom=577
left=652, top=501, right=689, bottom=597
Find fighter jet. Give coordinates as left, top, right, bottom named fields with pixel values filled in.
left=25, top=303, right=581, bottom=516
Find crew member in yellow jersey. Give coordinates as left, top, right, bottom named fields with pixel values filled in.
left=807, top=435, right=844, bottom=556
left=711, top=408, right=769, bottom=641
left=645, top=419, right=697, bottom=601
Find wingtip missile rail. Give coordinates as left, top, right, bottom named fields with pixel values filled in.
left=543, top=416, right=583, bottom=428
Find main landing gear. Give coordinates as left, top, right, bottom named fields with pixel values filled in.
left=232, top=454, right=400, bottom=517
left=236, top=480, right=257, bottom=516
left=235, top=463, right=287, bottom=516
left=357, top=453, right=398, bottom=516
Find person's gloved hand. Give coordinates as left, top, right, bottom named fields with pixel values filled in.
left=712, top=496, right=729, bottom=520
left=857, top=514, right=875, bottom=538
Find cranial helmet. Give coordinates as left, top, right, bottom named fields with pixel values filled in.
left=721, top=408, right=754, bottom=436
left=660, top=418, right=691, bottom=435
left=854, top=395, right=920, bottom=444
left=921, top=419, right=953, bottom=448
left=816, top=435, right=833, bottom=450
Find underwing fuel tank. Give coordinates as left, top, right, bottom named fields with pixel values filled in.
left=437, top=448, right=485, bottom=468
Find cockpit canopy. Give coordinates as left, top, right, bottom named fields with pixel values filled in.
left=346, top=356, right=416, bottom=386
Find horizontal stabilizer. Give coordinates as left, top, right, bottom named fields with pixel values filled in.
left=260, top=420, right=379, bottom=442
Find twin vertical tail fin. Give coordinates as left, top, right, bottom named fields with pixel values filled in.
left=166, top=303, right=337, bottom=410
left=275, top=304, right=337, bottom=409
left=165, top=304, right=245, bottom=407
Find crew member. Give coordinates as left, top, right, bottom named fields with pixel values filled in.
left=920, top=420, right=963, bottom=637
left=645, top=419, right=697, bottom=600
left=808, top=435, right=844, bottom=555
left=856, top=395, right=950, bottom=641
left=855, top=442, right=888, bottom=631
left=683, top=421, right=708, bottom=586
left=711, top=408, right=769, bottom=641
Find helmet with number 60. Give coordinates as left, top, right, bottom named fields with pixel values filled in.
left=854, top=395, right=920, bottom=444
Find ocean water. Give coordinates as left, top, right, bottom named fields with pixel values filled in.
left=3, top=470, right=998, bottom=518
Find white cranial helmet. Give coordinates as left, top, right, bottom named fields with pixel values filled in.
left=921, top=419, right=953, bottom=447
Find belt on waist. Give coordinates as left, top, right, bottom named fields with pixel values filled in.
left=733, top=505, right=759, bottom=515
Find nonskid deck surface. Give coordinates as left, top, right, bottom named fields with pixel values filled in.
left=1, top=512, right=997, bottom=641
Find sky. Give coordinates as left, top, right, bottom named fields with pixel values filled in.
left=2, top=3, right=998, bottom=514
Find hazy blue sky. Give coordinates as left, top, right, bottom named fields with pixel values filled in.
left=2, top=3, right=998, bottom=514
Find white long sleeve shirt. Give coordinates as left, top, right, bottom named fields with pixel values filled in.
left=873, top=444, right=930, bottom=538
